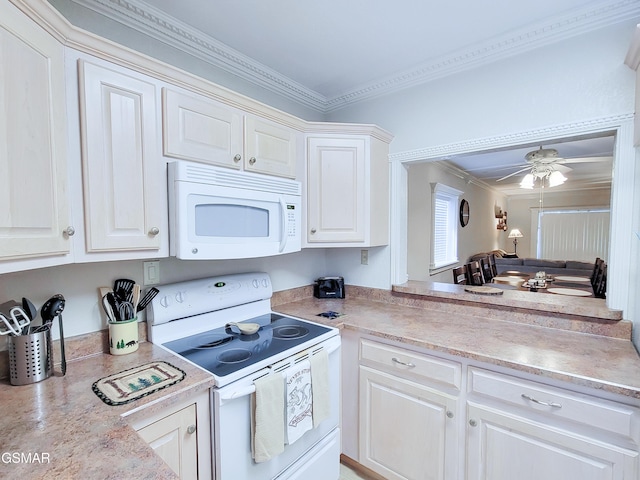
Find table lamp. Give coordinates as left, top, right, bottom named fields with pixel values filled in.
left=508, top=228, right=523, bottom=254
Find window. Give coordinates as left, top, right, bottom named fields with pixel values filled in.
left=536, top=207, right=610, bottom=262
left=430, top=183, right=463, bottom=271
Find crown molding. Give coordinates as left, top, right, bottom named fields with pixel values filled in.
left=389, top=113, right=633, bottom=163
left=66, top=0, right=640, bottom=114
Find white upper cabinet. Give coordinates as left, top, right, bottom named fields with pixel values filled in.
left=0, top=0, right=72, bottom=273
left=162, top=88, right=298, bottom=178
left=306, top=134, right=390, bottom=246
left=76, top=59, right=167, bottom=257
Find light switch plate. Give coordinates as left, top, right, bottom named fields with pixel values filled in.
left=143, top=261, right=160, bottom=285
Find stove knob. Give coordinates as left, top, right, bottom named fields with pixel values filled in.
left=175, top=291, right=187, bottom=303
left=262, top=279, right=268, bottom=287
left=160, top=295, right=172, bottom=307
left=252, top=279, right=259, bottom=288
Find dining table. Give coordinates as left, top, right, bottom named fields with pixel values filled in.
left=492, top=271, right=594, bottom=297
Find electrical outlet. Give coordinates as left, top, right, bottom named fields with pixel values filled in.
left=360, top=249, right=369, bottom=265
left=143, top=261, right=160, bottom=285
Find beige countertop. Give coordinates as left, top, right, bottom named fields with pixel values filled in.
left=2, top=281, right=639, bottom=479
left=0, top=342, right=215, bottom=479
left=273, top=284, right=640, bottom=400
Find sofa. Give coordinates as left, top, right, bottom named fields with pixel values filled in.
left=489, top=256, right=593, bottom=277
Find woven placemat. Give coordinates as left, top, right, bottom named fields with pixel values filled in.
left=464, top=285, right=504, bottom=295
left=92, top=361, right=186, bottom=406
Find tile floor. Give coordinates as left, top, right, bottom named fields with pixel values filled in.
left=339, top=463, right=376, bottom=480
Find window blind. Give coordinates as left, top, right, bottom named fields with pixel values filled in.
left=537, top=208, right=609, bottom=261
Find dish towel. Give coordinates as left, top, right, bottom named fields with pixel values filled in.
left=286, top=359, right=313, bottom=445
left=251, top=373, right=285, bottom=463
left=310, top=349, right=330, bottom=427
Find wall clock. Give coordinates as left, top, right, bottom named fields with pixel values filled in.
left=460, top=199, right=470, bottom=227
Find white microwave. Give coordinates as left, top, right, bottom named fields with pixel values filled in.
left=168, top=161, right=301, bottom=260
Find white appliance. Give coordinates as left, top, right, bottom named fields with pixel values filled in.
left=147, top=273, right=341, bottom=480
left=168, top=161, right=302, bottom=260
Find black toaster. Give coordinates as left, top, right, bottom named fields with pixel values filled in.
left=313, top=276, right=345, bottom=299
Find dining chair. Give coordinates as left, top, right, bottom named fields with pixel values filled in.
left=488, top=253, right=498, bottom=278
left=465, top=261, right=484, bottom=286
left=452, top=265, right=468, bottom=285
left=594, top=263, right=607, bottom=298
left=480, top=256, right=494, bottom=283
left=591, top=257, right=603, bottom=286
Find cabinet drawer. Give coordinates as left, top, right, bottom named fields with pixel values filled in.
left=468, top=367, right=639, bottom=439
left=360, top=338, right=461, bottom=389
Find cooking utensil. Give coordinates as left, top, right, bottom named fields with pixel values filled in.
left=136, top=287, right=159, bottom=312
left=113, top=278, right=135, bottom=303
left=101, top=294, right=116, bottom=323
left=225, top=322, right=261, bottom=335
left=0, top=307, right=31, bottom=336
left=21, top=297, right=37, bottom=334
left=41, top=294, right=66, bottom=376
left=105, top=291, right=135, bottom=321
left=131, top=284, right=141, bottom=312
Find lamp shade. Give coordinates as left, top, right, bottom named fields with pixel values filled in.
left=508, top=228, right=523, bottom=239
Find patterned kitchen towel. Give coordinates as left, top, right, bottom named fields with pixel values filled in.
left=92, top=361, right=185, bottom=406
left=251, top=372, right=285, bottom=463
left=310, top=349, right=330, bottom=427
left=285, top=359, right=313, bottom=445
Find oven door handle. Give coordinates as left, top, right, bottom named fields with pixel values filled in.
left=218, top=340, right=340, bottom=402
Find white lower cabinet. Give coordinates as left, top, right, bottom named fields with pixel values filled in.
left=131, top=391, right=212, bottom=480
left=346, top=333, right=640, bottom=480
left=359, top=366, right=458, bottom=480
left=466, top=402, right=638, bottom=480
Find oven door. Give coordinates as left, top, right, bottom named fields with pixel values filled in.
left=171, top=181, right=301, bottom=260
left=211, top=336, right=340, bottom=480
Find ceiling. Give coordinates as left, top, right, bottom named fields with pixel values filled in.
left=439, top=135, right=615, bottom=197
left=69, top=0, right=632, bottom=195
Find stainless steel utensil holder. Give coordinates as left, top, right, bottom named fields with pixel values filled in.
left=8, top=330, right=52, bottom=385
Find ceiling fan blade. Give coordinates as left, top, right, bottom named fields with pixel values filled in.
left=559, top=156, right=613, bottom=164
left=496, top=166, right=531, bottom=182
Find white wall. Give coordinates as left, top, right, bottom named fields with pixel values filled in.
left=506, top=188, right=612, bottom=258
left=406, top=162, right=507, bottom=283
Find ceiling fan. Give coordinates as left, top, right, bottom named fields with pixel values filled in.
left=496, top=146, right=612, bottom=188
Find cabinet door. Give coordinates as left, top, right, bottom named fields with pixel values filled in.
left=359, top=366, right=458, bottom=480
left=307, top=137, right=365, bottom=243
left=137, top=403, right=198, bottom=480
left=244, top=116, right=297, bottom=178
left=79, top=61, right=164, bottom=252
left=162, top=88, right=243, bottom=168
left=466, top=403, right=639, bottom=480
left=0, top=1, right=70, bottom=263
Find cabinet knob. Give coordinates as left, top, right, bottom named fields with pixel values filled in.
left=446, top=411, right=454, bottom=419
left=149, top=227, right=160, bottom=236
left=469, top=419, right=478, bottom=427
left=249, top=157, right=256, bottom=165
left=310, top=228, right=316, bottom=234
left=233, top=154, right=242, bottom=163
left=186, top=424, right=196, bottom=435
left=64, top=226, right=75, bottom=237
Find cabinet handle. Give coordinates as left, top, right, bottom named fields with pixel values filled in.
left=521, top=393, right=562, bottom=409
left=249, top=157, right=256, bottom=165
left=186, top=424, right=196, bottom=435
left=469, top=419, right=477, bottom=427
left=64, top=226, right=75, bottom=237
left=391, top=357, right=416, bottom=368
left=233, top=154, right=242, bottom=163
left=310, top=228, right=317, bottom=234
left=149, top=227, right=160, bottom=236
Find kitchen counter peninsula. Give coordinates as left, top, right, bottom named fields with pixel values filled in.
left=0, top=342, right=215, bottom=479
left=272, top=281, right=640, bottom=400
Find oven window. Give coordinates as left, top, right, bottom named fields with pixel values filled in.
left=195, top=204, right=269, bottom=237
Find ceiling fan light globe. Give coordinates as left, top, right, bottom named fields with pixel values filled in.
left=548, top=170, right=567, bottom=187
left=520, top=173, right=534, bottom=189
